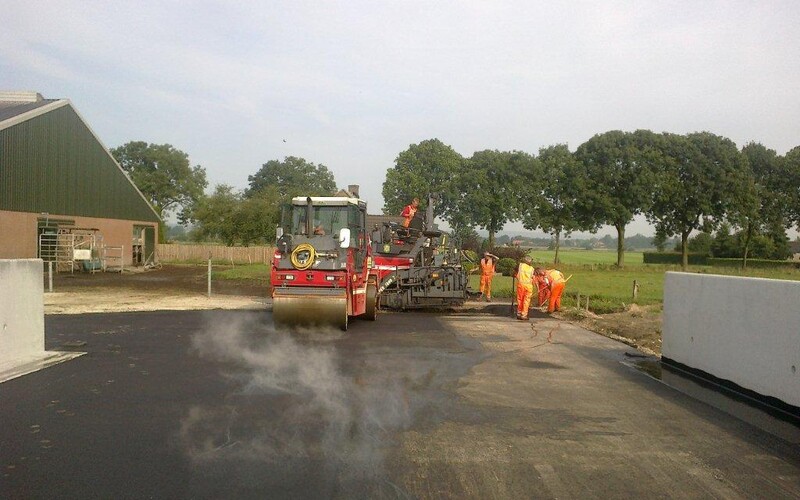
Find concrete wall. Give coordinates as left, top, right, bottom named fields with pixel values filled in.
left=0, top=209, right=157, bottom=265
left=663, top=272, right=800, bottom=408
left=0, top=259, right=44, bottom=365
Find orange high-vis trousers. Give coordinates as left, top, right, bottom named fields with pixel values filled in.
left=548, top=280, right=565, bottom=313
left=516, top=283, right=534, bottom=318
left=479, top=274, right=493, bottom=298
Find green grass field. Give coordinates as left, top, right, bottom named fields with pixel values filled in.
left=476, top=249, right=800, bottom=312
left=212, top=263, right=270, bottom=282
left=209, top=249, right=800, bottom=314
left=528, top=249, right=644, bottom=266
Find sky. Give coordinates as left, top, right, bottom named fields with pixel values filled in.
left=2, top=1, right=799, bottom=237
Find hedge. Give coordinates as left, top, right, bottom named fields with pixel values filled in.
left=642, top=252, right=709, bottom=265
left=496, top=257, right=518, bottom=276
left=707, top=258, right=800, bottom=269
left=643, top=252, right=799, bottom=269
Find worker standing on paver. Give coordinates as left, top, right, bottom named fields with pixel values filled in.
left=478, top=251, right=499, bottom=302
left=400, top=197, right=420, bottom=228
left=546, top=268, right=567, bottom=313
left=515, top=256, right=535, bottom=320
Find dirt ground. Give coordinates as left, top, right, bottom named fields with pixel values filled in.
left=44, top=264, right=267, bottom=315
left=44, top=264, right=664, bottom=355
left=560, top=304, right=663, bottom=356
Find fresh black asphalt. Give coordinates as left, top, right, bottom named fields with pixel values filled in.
left=1, top=309, right=799, bottom=498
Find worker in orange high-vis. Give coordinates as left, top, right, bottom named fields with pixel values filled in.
left=533, top=267, right=550, bottom=308
left=478, top=251, right=499, bottom=302
left=546, top=268, right=567, bottom=313
left=400, top=197, right=420, bottom=228
left=515, top=256, right=535, bottom=320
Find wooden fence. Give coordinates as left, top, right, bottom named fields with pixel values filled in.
left=157, top=243, right=275, bottom=264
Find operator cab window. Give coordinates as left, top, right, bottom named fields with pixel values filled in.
left=289, top=205, right=348, bottom=236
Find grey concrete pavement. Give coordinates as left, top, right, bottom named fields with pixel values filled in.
left=0, top=309, right=798, bottom=498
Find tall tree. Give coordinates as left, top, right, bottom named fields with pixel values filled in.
left=521, top=144, right=594, bottom=264
left=711, top=222, right=739, bottom=258
left=232, top=186, right=280, bottom=245
left=382, top=139, right=463, bottom=220
left=646, top=132, right=747, bottom=270
left=574, top=130, right=659, bottom=267
left=192, top=185, right=280, bottom=246
left=111, top=141, right=208, bottom=239
left=730, top=143, right=786, bottom=268
left=783, top=145, right=800, bottom=230
left=246, top=156, right=336, bottom=199
left=191, top=184, right=240, bottom=245
left=458, top=150, right=535, bottom=249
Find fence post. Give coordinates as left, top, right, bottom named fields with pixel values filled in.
left=585, top=296, right=590, bottom=312
left=48, top=261, right=53, bottom=293
left=207, top=252, right=212, bottom=298
left=576, top=292, right=580, bottom=309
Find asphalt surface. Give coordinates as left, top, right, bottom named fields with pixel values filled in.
left=1, top=308, right=799, bottom=499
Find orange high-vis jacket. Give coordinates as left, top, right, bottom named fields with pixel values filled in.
left=400, top=204, right=417, bottom=227
left=479, top=258, right=495, bottom=276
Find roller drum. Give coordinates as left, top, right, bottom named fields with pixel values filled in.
left=272, top=287, right=349, bottom=331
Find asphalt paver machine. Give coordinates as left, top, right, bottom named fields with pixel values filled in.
left=371, top=195, right=473, bottom=309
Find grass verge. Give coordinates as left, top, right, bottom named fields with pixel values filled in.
left=211, top=264, right=271, bottom=282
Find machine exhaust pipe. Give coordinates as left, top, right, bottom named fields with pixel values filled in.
left=306, top=197, right=313, bottom=236
left=426, top=193, right=437, bottom=228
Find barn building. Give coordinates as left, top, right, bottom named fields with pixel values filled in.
left=0, top=91, right=159, bottom=270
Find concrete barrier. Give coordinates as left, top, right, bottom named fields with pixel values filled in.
left=663, top=272, right=800, bottom=409
left=0, top=259, right=83, bottom=382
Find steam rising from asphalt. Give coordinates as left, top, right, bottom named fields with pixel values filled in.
left=179, top=314, right=412, bottom=482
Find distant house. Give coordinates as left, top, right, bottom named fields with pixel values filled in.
left=334, top=184, right=361, bottom=199
left=0, top=91, right=160, bottom=268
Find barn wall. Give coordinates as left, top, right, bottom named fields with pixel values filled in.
left=0, top=209, right=157, bottom=265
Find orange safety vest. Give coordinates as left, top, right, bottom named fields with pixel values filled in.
left=516, top=263, right=534, bottom=286
left=479, top=258, right=495, bottom=276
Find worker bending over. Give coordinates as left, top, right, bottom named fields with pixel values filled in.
left=400, top=197, right=420, bottom=228
left=478, top=251, right=499, bottom=302
left=546, top=268, right=567, bottom=313
left=515, top=256, right=535, bottom=320
left=533, top=268, right=550, bottom=307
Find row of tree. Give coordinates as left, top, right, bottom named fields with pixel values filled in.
left=110, top=142, right=337, bottom=245
left=111, top=132, right=800, bottom=270
left=382, top=134, right=800, bottom=268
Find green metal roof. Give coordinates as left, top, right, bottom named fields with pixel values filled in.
left=0, top=99, right=160, bottom=223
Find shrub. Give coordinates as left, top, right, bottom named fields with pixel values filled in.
left=491, top=247, right=528, bottom=261
left=496, top=257, right=518, bottom=276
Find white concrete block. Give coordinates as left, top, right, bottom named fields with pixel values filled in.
left=663, top=272, right=800, bottom=408
left=0, top=259, right=45, bottom=364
